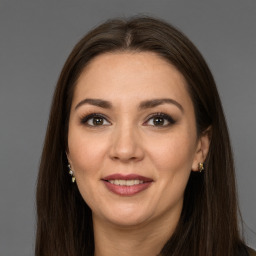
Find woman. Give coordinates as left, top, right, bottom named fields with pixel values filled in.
left=36, top=16, right=255, bottom=256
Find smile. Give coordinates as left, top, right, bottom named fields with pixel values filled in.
left=107, top=179, right=144, bottom=186
left=102, top=174, right=153, bottom=196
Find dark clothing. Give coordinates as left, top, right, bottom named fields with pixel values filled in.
left=248, top=247, right=256, bottom=256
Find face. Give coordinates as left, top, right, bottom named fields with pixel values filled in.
left=67, top=52, right=208, bottom=228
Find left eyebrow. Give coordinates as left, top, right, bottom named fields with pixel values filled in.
left=139, top=98, right=184, bottom=112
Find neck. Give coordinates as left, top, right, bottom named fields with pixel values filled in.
left=93, top=210, right=180, bottom=256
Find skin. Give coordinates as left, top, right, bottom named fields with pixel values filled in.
left=67, top=52, right=210, bottom=256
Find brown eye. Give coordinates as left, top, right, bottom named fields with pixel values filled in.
left=144, top=113, right=176, bottom=127
left=81, top=114, right=111, bottom=126
left=153, top=117, right=165, bottom=126
left=92, top=117, right=104, bottom=125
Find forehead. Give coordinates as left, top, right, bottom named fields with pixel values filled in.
left=73, top=51, right=192, bottom=107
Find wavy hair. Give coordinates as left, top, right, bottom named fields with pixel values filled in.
left=36, top=16, right=248, bottom=256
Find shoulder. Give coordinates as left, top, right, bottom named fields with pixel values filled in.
left=247, top=247, right=256, bottom=256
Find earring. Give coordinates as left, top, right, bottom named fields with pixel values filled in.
left=198, top=162, right=205, bottom=172
left=68, top=164, right=76, bottom=183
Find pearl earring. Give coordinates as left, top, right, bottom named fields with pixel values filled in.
left=68, top=164, right=76, bottom=183
left=198, top=162, right=205, bottom=173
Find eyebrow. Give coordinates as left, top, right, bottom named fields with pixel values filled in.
left=139, top=98, right=184, bottom=112
left=75, top=98, right=183, bottom=112
left=75, top=98, right=112, bottom=110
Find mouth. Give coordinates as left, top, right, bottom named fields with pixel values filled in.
left=107, top=179, right=145, bottom=186
left=102, top=174, right=153, bottom=196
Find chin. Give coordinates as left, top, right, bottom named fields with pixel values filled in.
left=106, top=214, right=151, bottom=228
left=94, top=205, right=153, bottom=228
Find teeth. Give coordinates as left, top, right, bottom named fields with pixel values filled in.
left=108, top=179, right=144, bottom=186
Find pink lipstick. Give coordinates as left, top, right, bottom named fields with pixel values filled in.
left=102, top=174, right=153, bottom=196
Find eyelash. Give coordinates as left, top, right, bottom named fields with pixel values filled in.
left=80, top=112, right=176, bottom=127
left=144, top=112, right=176, bottom=127
left=80, top=113, right=111, bottom=126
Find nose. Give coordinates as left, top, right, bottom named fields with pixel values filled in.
left=109, top=124, right=144, bottom=162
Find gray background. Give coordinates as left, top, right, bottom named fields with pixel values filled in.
left=0, top=0, right=255, bottom=255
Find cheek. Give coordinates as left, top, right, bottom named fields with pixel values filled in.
left=68, top=130, right=108, bottom=175
left=67, top=131, right=108, bottom=207
left=147, top=133, right=196, bottom=211
left=148, top=132, right=196, bottom=174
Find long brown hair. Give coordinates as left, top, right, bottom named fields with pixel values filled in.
left=36, top=16, right=248, bottom=256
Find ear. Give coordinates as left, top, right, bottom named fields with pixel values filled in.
left=191, top=126, right=211, bottom=172
left=66, top=151, right=72, bottom=165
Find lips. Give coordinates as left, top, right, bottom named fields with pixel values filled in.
left=102, top=174, right=153, bottom=196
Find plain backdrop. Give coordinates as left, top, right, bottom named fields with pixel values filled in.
left=0, top=0, right=255, bottom=255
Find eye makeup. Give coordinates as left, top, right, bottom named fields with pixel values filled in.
left=80, top=113, right=111, bottom=127
left=143, top=112, right=176, bottom=127
left=79, top=111, right=176, bottom=128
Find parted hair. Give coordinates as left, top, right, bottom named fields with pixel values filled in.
left=36, top=16, right=249, bottom=256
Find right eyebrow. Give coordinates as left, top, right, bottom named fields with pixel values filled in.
left=75, top=98, right=112, bottom=110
